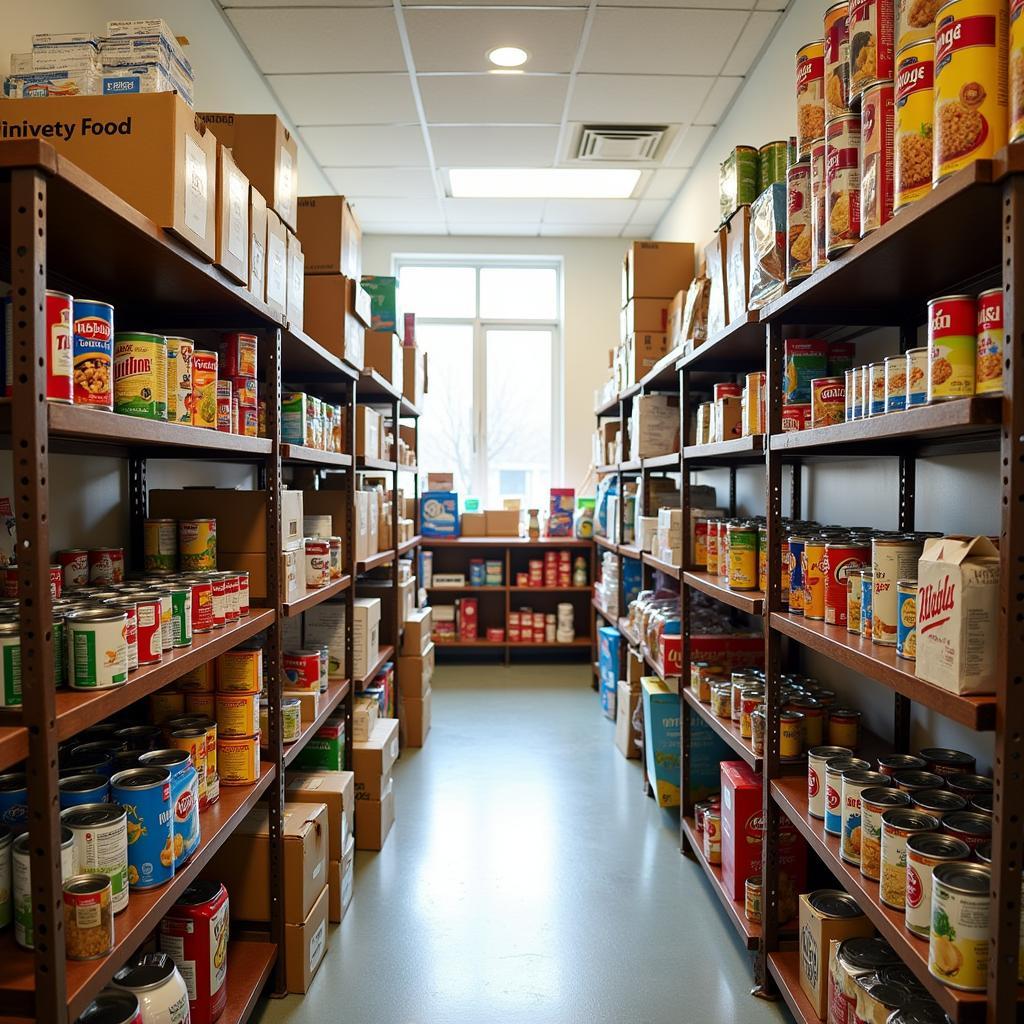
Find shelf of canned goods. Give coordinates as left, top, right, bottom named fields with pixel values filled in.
left=0, top=142, right=420, bottom=1023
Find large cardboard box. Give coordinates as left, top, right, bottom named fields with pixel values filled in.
left=399, top=687, right=431, bottom=748
left=485, top=509, right=520, bottom=537
left=266, top=209, right=288, bottom=316
left=200, top=112, right=298, bottom=230
left=284, top=885, right=328, bottom=994
left=286, top=770, right=355, bottom=861
left=286, top=231, right=304, bottom=331
left=623, top=297, right=671, bottom=336
left=641, top=677, right=680, bottom=807
left=355, top=777, right=395, bottom=851
left=3, top=93, right=217, bottom=260
left=301, top=488, right=349, bottom=542
left=460, top=512, right=486, bottom=536
left=248, top=186, right=268, bottom=303
left=327, top=836, right=355, bottom=923
left=401, top=610, right=433, bottom=657
left=630, top=394, right=680, bottom=461
left=302, top=275, right=365, bottom=369
left=303, top=602, right=346, bottom=679
left=624, top=241, right=696, bottom=302
left=297, top=195, right=362, bottom=279
left=626, top=332, right=669, bottom=386
left=402, top=344, right=425, bottom=407
left=364, top=331, right=404, bottom=394
left=353, top=597, right=381, bottom=679
left=614, top=681, right=642, bottom=759
left=353, top=718, right=399, bottom=785
left=214, top=145, right=249, bottom=285
left=204, top=803, right=328, bottom=924
left=355, top=405, right=382, bottom=459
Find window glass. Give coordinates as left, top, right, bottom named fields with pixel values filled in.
left=479, top=267, right=558, bottom=320
left=398, top=266, right=476, bottom=319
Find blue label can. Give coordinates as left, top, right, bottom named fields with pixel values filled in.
left=0, top=772, right=27, bottom=828
left=62, top=741, right=115, bottom=778
left=72, top=299, right=114, bottom=411
left=111, top=766, right=173, bottom=890
left=140, top=749, right=200, bottom=868
left=59, top=772, right=110, bottom=810
left=787, top=535, right=806, bottom=615
left=897, top=580, right=917, bottom=661
left=860, top=574, right=873, bottom=640
left=469, top=559, right=485, bottom=587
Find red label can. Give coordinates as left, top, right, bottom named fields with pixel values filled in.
left=218, top=573, right=240, bottom=623
left=824, top=542, right=871, bottom=626
left=210, top=575, right=227, bottom=629
left=58, top=548, right=89, bottom=590
left=235, top=571, right=250, bottom=617
left=49, top=564, right=62, bottom=599
left=2, top=567, right=16, bottom=599
left=189, top=580, right=215, bottom=634
left=782, top=403, right=812, bottom=432
left=283, top=650, right=321, bottom=690
left=133, top=594, right=164, bottom=665
left=89, top=547, right=125, bottom=585
left=221, top=331, right=257, bottom=379
left=713, top=382, right=743, bottom=401
left=45, top=289, right=73, bottom=403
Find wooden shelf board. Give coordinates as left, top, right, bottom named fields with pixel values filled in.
left=282, top=575, right=352, bottom=618
left=637, top=349, right=684, bottom=392
left=427, top=585, right=507, bottom=593
left=642, top=553, right=681, bottom=579
left=509, top=585, right=591, bottom=593
left=618, top=543, right=642, bottom=560
left=683, top=433, right=766, bottom=463
left=594, top=535, right=618, bottom=552
left=424, top=536, right=592, bottom=548
left=770, top=612, right=995, bottom=729
left=356, top=456, right=398, bottom=472
left=676, top=313, right=764, bottom=372
left=281, top=443, right=353, bottom=467
left=617, top=618, right=641, bottom=647
left=507, top=638, right=592, bottom=648
left=681, top=816, right=761, bottom=949
left=682, top=687, right=760, bottom=771
left=221, top=940, right=278, bottom=1024
left=592, top=599, right=617, bottom=624
left=356, top=644, right=394, bottom=687
left=683, top=571, right=764, bottom=615
left=283, top=676, right=351, bottom=767
left=356, top=549, right=398, bottom=573
left=397, top=535, right=422, bottom=554
left=357, top=369, right=402, bottom=403
left=434, top=640, right=506, bottom=649
left=766, top=951, right=817, bottom=1024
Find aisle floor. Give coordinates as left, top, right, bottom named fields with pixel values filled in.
left=255, top=664, right=791, bottom=1024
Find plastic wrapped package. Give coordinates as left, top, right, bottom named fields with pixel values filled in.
left=748, top=183, right=787, bottom=309
left=681, top=276, right=711, bottom=352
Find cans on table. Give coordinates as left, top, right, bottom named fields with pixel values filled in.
left=941, top=810, right=992, bottom=853
left=975, top=287, right=1003, bottom=395
left=912, top=788, right=967, bottom=818
left=61, top=802, right=129, bottom=914
left=89, top=547, right=125, bottom=585
left=113, top=332, right=167, bottom=420
left=879, top=807, right=940, bottom=909
left=283, top=649, right=321, bottom=691
left=894, top=39, right=935, bottom=211
left=928, top=294, right=977, bottom=401
left=110, top=766, right=174, bottom=891
left=920, top=746, right=976, bottom=777
left=59, top=548, right=89, bottom=589
left=929, top=861, right=989, bottom=991
left=860, top=786, right=911, bottom=881
left=72, top=299, right=114, bottom=410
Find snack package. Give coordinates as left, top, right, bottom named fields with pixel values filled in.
left=749, top=183, right=787, bottom=309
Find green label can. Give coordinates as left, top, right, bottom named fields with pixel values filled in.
left=0, top=620, right=20, bottom=707
left=759, top=140, right=789, bottom=188
left=66, top=608, right=127, bottom=690
left=727, top=523, right=758, bottom=591
left=53, top=614, right=65, bottom=688
left=161, top=586, right=193, bottom=648
left=144, top=518, right=177, bottom=573
left=720, top=145, right=759, bottom=221
left=113, top=332, right=167, bottom=420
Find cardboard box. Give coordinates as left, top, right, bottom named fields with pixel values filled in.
left=624, top=297, right=671, bottom=336
left=615, top=681, right=642, bottom=759
left=297, top=195, right=361, bottom=279
left=248, top=186, right=268, bottom=303
left=266, top=209, right=288, bottom=316
left=303, top=602, right=346, bottom=679
left=353, top=279, right=373, bottom=328
left=327, top=837, right=355, bottom=923
left=641, top=677, right=680, bottom=807
left=421, top=492, right=458, bottom=538
left=284, top=885, right=328, bottom=994
left=200, top=112, right=298, bottom=230
left=485, top=509, right=520, bottom=537
left=361, top=275, right=399, bottom=333
left=364, top=331, right=405, bottom=394
left=355, top=776, right=395, bottom=851
left=286, top=770, right=355, bottom=862
left=3, top=94, right=217, bottom=260
left=402, top=344, right=425, bottom=407
left=302, top=274, right=365, bottom=369
left=400, top=687, right=431, bottom=748
left=705, top=230, right=729, bottom=339
left=286, top=230, right=304, bottom=330
left=401, top=610, right=433, bottom=657
left=355, top=406, right=382, bottom=459
left=353, top=718, right=399, bottom=784
left=427, top=473, right=454, bottom=491
left=300, top=488, right=348, bottom=545
left=353, top=695, right=379, bottom=742
left=204, top=802, right=328, bottom=924
left=725, top=204, right=752, bottom=325
left=285, top=689, right=320, bottom=725
left=626, top=332, right=669, bottom=386
left=460, top=511, right=486, bottom=536
left=624, top=241, right=696, bottom=302
left=353, top=597, right=381, bottom=679
left=714, top=394, right=742, bottom=442
left=630, top=394, right=680, bottom=461
left=214, top=145, right=249, bottom=285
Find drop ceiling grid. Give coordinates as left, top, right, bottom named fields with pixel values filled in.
left=220, top=1, right=787, bottom=236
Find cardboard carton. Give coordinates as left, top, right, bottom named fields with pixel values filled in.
left=724, top=204, right=752, bottom=325
left=705, top=230, right=729, bottom=339
left=714, top=394, right=742, bottom=442
left=623, top=241, right=696, bottom=302
left=399, top=687, right=431, bottom=748
left=303, top=602, right=346, bottom=679
left=284, top=885, right=328, bottom=993
left=398, top=645, right=433, bottom=697
left=302, top=275, right=365, bottom=369
left=213, top=145, right=249, bottom=285
left=403, top=344, right=425, bottom=407
left=614, top=680, right=642, bottom=759
left=641, top=677, right=679, bottom=807
left=630, top=394, right=680, bottom=461
left=460, top=511, right=486, bottom=537
left=364, top=331, right=405, bottom=394
left=485, top=509, right=520, bottom=537
left=668, top=289, right=685, bottom=349
left=285, top=689, right=320, bottom=726
left=248, top=186, right=267, bottom=303
left=355, top=776, right=395, bottom=851
left=353, top=597, right=381, bottom=679
left=353, top=695, right=379, bottom=742
left=626, top=332, right=669, bottom=386
left=353, top=718, right=399, bottom=784
left=3, top=93, right=217, bottom=259
left=623, top=297, right=671, bottom=336
left=286, top=770, right=355, bottom=861
left=353, top=278, right=373, bottom=328
left=286, top=230, right=304, bottom=331
left=327, top=836, right=355, bottom=923
left=200, top=112, right=298, bottom=230
left=297, top=195, right=361, bottom=279
left=401, top=610, right=433, bottom=657
left=265, top=209, right=288, bottom=316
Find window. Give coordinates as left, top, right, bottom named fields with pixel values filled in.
left=396, top=258, right=562, bottom=509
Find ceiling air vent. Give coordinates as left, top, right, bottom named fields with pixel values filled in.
left=575, top=125, right=667, bottom=162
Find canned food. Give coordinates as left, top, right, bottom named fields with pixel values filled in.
left=872, top=536, right=924, bottom=645
left=132, top=592, right=164, bottom=666
left=139, top=749, right=200, bottom=868
left=946, top=773, right=993, bottom=798
left=329, top=536, right=344, bottom=580
left=744, top=875, right=762, bottom=923
left=22, top=289, right=73, bottom=403
left=780, top=710, right=805, bottom=761
left=186, top=693, right=215, bottom=719
left=933, top=0, right=1009, bottom=184
left=62, top=744, right=114, bottom=778
left=185, top=579, right=214, bottom=635
left=884, top=354, right=907, bottom=412
left=727, top=522, right=757, bottom=591
left=845, top=367, right=857, bottom=419
left=811, top=376, right=846, bottom=428
left=786, top=161, right=813, bottom=283
left=829, top=707, right=862, bottom=749
left=897, top=578, right=917, bottom=659
left=782, top=402, right=813, bottom=433
left=797, top=41, right=826, bottom=158
left=164, top=586, right=193, bottom=648
left=920, top=747, right=976, bottom=777
left=880, top=807, right=940, bottom=909
left=784, top=338, right=829, bottom=404
left=159, top=880, right=230, bottom=1024
left=179, top=518, right=216, bottom=572
left=218, top=734, right=260, bottom=786
left=975, top=287, right=1003, bottom=395
left=894, top=40, right=935, bottom=210
left=828, top=936, right=902, bottom=1024
left=824, top=542, right=870, bottom=626
left=216, top=647, right=261, bottom=693
left=215, top=379, right=232, bottom=433
left=143, top=519, right=177, bottom=574
left=114, top=333, right=167, bottom=420
left=941, top=810, right=992, bottom=852
left=305, top=537, right=331, bottom=589
left=72, top=300, right=114, bottom=410
left=111, top=766, right=173, bottom=890
left=61, top=802, right=129, bottom=914
left=0, top=771, right=28, bottom=828
left=810, top=139, right=829, bottom=271
left=913, top=788, right=967, bottom=817
left=825, top=2, right=852, bottom=117
left=808, top=746, right=855, bottom=819
left=759, top=140, right=789, bottom=188
left=802, top=536, right=827, bottom=620
left=0, top=827, right=10, bottom=929
left=894, top=769, right=947, bottom=793
left=849, top=365, right=863, bottom=418
left=841, top=769, right=892, bottom=864
left=13, top=826, right=74, bottom=949
left=113, top=953, right=191, bottom=1024
left=868, top=360, right=886, bottom=415
left=283, top=649, right=321, bottom=691
left=208, top=572, right=227, bottom=629
left=63, top=873, right=114, bottom=961
left=860, top=786, right=912, bottom=880
left=898, top=0, right=939, bottom=47
left=860, top=80, right=895, bottom=234
left=849, top=0, right=895, bottom=98
left=751, top=708, right=766, bottom=756
left=59, top=772, right=110, bottom=809
left=928, top=294, right=977, bottom=401
left=847, top=569, right=864, bottom=632
left=282, top=697, right=302, bottom=743
left=710, top=682, right=732, bottom=718
left=235, top=570, right=250, bottom=617
left=192, top=350, right=218, bottom=429
left=906, top=347, right=929, bottom=406
left=59, top=548, right=89, bottom=590
left=825, top=756, right=871, bottom=834
left=826, top=113, right=862, bottom=255
left=150, top=690, right=186, bottom=724
left=878, top=753, right=928, bottom=776
left=739, top=689, right=764, bottom=739
left=166, top=336, right=194, bottom=425
left=704, top=808, right=721, bottom=865
left=215, top=692, right=260, bottom=738
left=66, top=608, right=128, bottom=690
left=929, top=861, right=989, bottom=990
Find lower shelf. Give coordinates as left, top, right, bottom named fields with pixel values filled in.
left=283, top=676, right=351, bottom=767
left=222, top=939, right=278, bottom=1024
left=767, top=950, right=816, bottom=1024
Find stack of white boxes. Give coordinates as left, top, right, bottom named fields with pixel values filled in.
left=656, top=508, right=682, bottom=567
left=353, top=596, right=381, bottom=681
left=398, top=607, right=434, bottom=748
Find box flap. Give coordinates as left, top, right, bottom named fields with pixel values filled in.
left=922, top=534, right=999, bottom=566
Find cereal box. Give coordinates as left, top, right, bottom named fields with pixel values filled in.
left=547, top=488, right=575, bottom=537
left=916, top=535, right=999, bottom=695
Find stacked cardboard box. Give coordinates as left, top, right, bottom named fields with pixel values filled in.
left=399, top=608, right=434, bottom=748
left=615, top=648, right=644, bottom=760
left=352, top=718, right=399, bottom=850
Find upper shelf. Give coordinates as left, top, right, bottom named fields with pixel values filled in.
left=677, top=312, right=764, bottom=372
left=683, top=434, right=765, bottom=464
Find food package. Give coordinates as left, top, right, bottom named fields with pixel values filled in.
left=748, top=183, right=787, bottom=309
left=680, top=276, right=711, bottom=352
left=704, top=232, right=729, bottom=340
left=725, top=205, right=752, bottom=325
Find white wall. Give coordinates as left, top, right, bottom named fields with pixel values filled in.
left=362, top=234, right=625, bottom=495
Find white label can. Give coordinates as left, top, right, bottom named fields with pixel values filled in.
left=872, top=536, right=924, bottom=646
left=61, top=802, right=130, bottom=914
left=66, top=608, right=128, bottom=690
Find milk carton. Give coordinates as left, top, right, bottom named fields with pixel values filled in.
left=916, top=535, right=999, bottom=695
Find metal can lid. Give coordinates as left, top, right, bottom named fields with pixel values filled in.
left=61, top=803, right=125, bottom=829
left=878, top=754, right=927, bottom=772
left=932, top=860, right=989, bottom=893
left=861, top=787, right=912, bottom=808
left=975, top=842, right=992, bottom=865
left=113, top=952, right=177, bottom=992
left=906, top=833, right=971, bottom=860
left=825, top=756, right=870, bottom=774
left=893, top=770, right=945, bottom=790
left=58, top=773, right=109, bottom=794
left=64, top=607, right=127, bottom=625
left=64, top=873, right=112, bottom=897
left=911, top=790, right=966, bottom=814
left=836, top=936, right=900, bottom=970
left=808, top=889, right=864, bottom=919
left=889, top=999, right=955, bottom=1024
left=918, top=747, right=975, bottom=769
left=881, top=808, right=941, bottom=831
left=139, top=748, right=191, bottom=770
left=842, top=770, right=891, bottom=787
left=110, top=766, right=171, bottom=791
left=970, top=793, right=993, bottom=815
left=809, top=745, right=854, bottom=760
left=172, top=880, right=225, bottom=909
left=0, top=772, right=26, bottom=792
left=855, top=978, right=912, bottom=1011
left=77, top=989, right=142, bottom=1024
left=946, top=774, right=993, bottom=795
left=942, top=811, right=993, bottom=838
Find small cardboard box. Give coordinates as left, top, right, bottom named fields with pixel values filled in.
left=460, top=511, right=486, bottom=536
left=401, top=610, right=433, bottom=657
left=916, top=535, right=1000, bottom=695
left=364, top=330, right=405, bottom=394
left=284, top=885, right=328, bottom=994
left=285, top=689, right=320, bottom=725
left=399, top=687, right=431, bottom=748
left=626, top=332, right=669, bottom=386
left=615, top=680, right=642, bottom=760
left=286, top=230, right=304, bottom=331
left=302, top=275, right=365, bottom=370
left=353, top=695, right=380, bottom=742
left=353, top=279, right=373, bottom=328
left=668, top=289, right=685, bottom=349
left=3, top=93, right=217, bottom=260
left=353, top=718, right=399, bottom=783
left=355, top=406, right=381, bottom=459
left=214, top=144, right=249, bottom=285
left=297, top=195, right=361, bottom=279
left=714, top=394, right=742, bottom=442
left=201, top=112, right=298, bottom=230
left=328, top=836, right=355, bottom=923
left=248, top=185, right=268, bottom=303
left=355, top=776, right=395, bottom=851
left=485, top=509, right=520, bottom=537
left=353, top=597, right=381, bottom=679
left=623, top=297, right=671, bottom=336
left=427, top=473, right=454, bottom=491
left=402, top=344, right=425, bottom=407
left=641, top=677, right=680, bottom=807
left=630, top=394, right=680, bottom=461
left=286, top=770, right=355, bottom=862
left=293, top=720, right=346, bottom=773
left=422, top=492, right=459, bottom=538
left=725, top=204, right=752, bottom=325
left=361, top=275, right=400, bottom=333
left=624, top=241, right=696, bottom=302
left=265, top=209, right=288, bottom=315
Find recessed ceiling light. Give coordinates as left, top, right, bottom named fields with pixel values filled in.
left=487, top=46, right=528, bottom=68
left=449, top=168, right=641, bottom=200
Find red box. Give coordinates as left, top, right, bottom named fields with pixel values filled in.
left=721, top=761, right=806, bottom=905
left=486, top=628, right=505, bottom=643
left=691, top=633, right=764, bottom=671
left=662, top=634, right=682, bottom=675
left=458, top=597, right=478, bottom=640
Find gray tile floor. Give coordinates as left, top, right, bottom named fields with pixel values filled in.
left=255, top=663, right=792, bottom=1024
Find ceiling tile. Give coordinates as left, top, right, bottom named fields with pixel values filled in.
left=756, top=0, right=789, bottom=8
left=568, top=74, right=712, bottom=124
left=695, top=76, right=743, bottom=124
left=348, top=197, right=444, bottom=223
left=722, top=11, right=780, bottom=76
left=622, top=223, right=657, bottom=238
left=403, top=0, right=584, bottom=5
left=642, top=168, right=689, bottom=200
left=443, top=198, right=547, bottom=222
left=222, top=0, right=390, bottom=5
left=403, top=9, right=586, bottom=73
left=270, top=73, right=417, bottom=126
left=361, top=222, right=448, bottom=236
left=301, top=125, right=429, bottom=166
left=419, top=74, right=568, bottom=124
left=540, top=222, right=627, bottom=236
left=324, top=167, right=438, bottom=198
left=661, top=124, right=715, bottom=167
left=448, top=223, right=542, bottom=236
left=226, top=8, right=405, bottom=73
left=430, top=126, right=560, bottom=166
left=543, top=199, right=638, bottom=223
left=582, top=9, right=749, bottom=75
left=629, top=199, right=669, bottom=225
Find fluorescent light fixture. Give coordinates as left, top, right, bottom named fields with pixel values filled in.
left=449, top=168, right=641, bottom=199
left=487, top=46, right=528, bottom=67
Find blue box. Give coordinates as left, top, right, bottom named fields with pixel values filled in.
left=598, top=626, right=620, bottom=720
left=689, top=715, right=732, bottom=803
left=642, top=677, right=680, bottom=807
left=623, top=555, right=643, bottom=607
left=420, top=492, right=459, bottom=537
left=360, top=275, right=399, bottom=333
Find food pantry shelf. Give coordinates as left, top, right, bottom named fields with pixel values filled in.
left=0, top=728, right=28, bottom=775
left=280, top=444, right=353, bottom=468
left=642, top=552, right=680, bottom=579
left=356, top=456, right=398, bottom=473
left=683, top=571, right=764, bottom=615
left=766, top=951, right=817, bottom=1024
left=770, top=613, right=995, bottom=729
left=356, top=645, right=394, bottom=688
left=592, top=599, right=616, bottom=624
left=357, top=549, right=398, bottom=573
left=0, top=761, right=277, bottom=1021
left=283, top=676, right=351, bottom=768
left=682, top=434, right=765, bottom=463
left=676, top=312, right=763, bottom=372
left=397, top=535, right=422, bottom=555
left=221, top=940, right=278, bottom=1024
left=425, top=536, right=592, bottom=548
left=682, top=688, right=761, bottom=771
left=282, top=575, right=352, bottom=618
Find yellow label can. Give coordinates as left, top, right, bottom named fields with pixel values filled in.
left=218, top=735, right=260, bottom=786
left=894, top=39, right=935, bottom=210
left=1011, top=0, right=1024, bottom=141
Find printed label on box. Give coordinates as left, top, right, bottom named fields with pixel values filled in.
left=184, top=134, right=208, bottom=238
